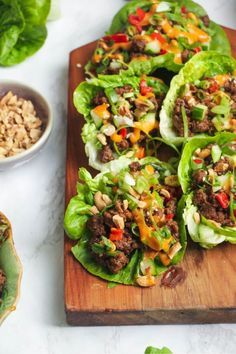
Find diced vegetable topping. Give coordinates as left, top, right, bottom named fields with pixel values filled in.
left=109, top=228, right=123, bottom=241
left=191, top=104, right=207, bottom=121
left=215, top=192, right=229, bottom=209
left=102, top=34, right=129, bottom=43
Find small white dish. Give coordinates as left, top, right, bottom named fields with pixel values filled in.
left=0, top=81, right=52, bottom=170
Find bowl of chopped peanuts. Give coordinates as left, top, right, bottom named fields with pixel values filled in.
left=0, top=81, right=52, bottom=170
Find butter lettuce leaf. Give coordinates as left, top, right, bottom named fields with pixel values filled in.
left=0, top=212, right=22, bottom=324
left=72, top=236, right=141, bottom=285
left=0, top=0, right=50, bottom=66
left=0, top=0, right=25, bottom=60
left=64, top=195, right=92, bottom=240
left=89, top=74, right=140, bottom=90
left=123, top=53, right=180, bottom=77
left=73, top=81, right=102, bottom=120
left=0, top=23, right=47, bottom=66
left=160, top=52, right=236, bottom=145
left=17, top=0, right=50, bottom=25
left=145, top=346, right=173, bottom=354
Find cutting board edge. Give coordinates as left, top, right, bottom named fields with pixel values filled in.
left=65, top=307, right=236, bottom=326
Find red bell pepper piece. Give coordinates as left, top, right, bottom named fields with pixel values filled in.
left=128, top=15, right=142, bottom=32
left=193, top=159, right=203, bottom=164
left=160, top=49, right=167, bottom=55
left=109, top=228, right=123, bottom=241
left=150, top=32, right=166, bottom=44
left=128, top=7, right=146, bottom=33
left=166, top=213, right=174, bottom=220
left=120, top=127, right=127, bottom=139
left=140, top=79, right=153, bottom=95
left=208, top=81, right=219, bottom=93
left=102, top=33, right=128, bottom=43
left=234, top=210, right=236, bottom=217
left=136, top=7, right=146, bottom=21
left=193, top=47, right=201, bottom=53
left=215, top=192, right=229, bottom=209
left=181, top=6, right=187, bottom=14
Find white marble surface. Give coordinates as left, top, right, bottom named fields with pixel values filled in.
left=0, top=1, right=236, bottom=353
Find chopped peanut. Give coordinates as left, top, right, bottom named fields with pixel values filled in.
left=0, top=91, right=43, bottom=159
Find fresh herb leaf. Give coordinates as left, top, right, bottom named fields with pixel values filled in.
left=145, top=346, right=173, bottom=354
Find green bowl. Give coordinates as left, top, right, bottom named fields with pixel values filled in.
left=0, top=212, right=22, bottom=324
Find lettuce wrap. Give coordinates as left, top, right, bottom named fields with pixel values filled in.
left=0, top=212, right=22, bottom=324
left=86, top=0, right=230, bottom=77
left=160, top=51, right=236, bottom=145
left=64, top=158, right=187, bottom=287
left=74, top=75, right=171, bottom=171
left=178, top=133, right=236, bottom=248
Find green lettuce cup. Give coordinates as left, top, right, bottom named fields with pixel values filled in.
left=0, top=212, right=22, bottom=324
left=64, top=158, right=187, bottom=287
left=73, top=75, right=172, bottom=171
left=86, top=0, right=230, bottom=77
left=0, top=0, right=50, bottom=67
left=178, top=133, right=236, bottom=248
left=160, top=51, right=236, bottom=145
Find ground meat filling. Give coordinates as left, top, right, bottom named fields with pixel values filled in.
left=192, top=169, right=207, bottom=185
left=181, top=49, right=190, bottom=64
left=92, top=91, right=108, bottom=106
left=173, top=77, right=236, bottom=137
left=213, top=157, right=232, bottom=175
left=200, top=15, right=210, bottom=27
left=131, top=38, right=146, bottom=53
left=0, top=269, right=6, bottom=299
left=100, top=145, right=114, bottom=163
left=105, top=253, right=129, bottom=274
left=87, top=215, right=105, bottom=238
left=115, top=85, right=133, bottom=96
left=129, top=161, right=142, bottom=172
left=88, top=200, right=139, bottom=274
left=116, top=139, right=129, bottom=151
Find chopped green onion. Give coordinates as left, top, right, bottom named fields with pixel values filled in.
left=181, top=105, right=188, bottom=139
left=211, top=144, right=222, bottom=163
left=123, top=92, right=134, bottom=98
left=105, top=88, right=118, bottom=104
left=212, top=116, right=223, bottom=131
left=145, top=41, right=160, bottom=55
left=191, top=104, right=207, bottom=121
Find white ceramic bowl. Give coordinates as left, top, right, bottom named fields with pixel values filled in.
left=0, top=81, right=52, bottom=170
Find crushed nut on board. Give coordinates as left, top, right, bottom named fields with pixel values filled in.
left=0, top=91, right=43, bottom=159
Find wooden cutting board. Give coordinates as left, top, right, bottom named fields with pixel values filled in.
left=64, top=27, right=236, bottom=326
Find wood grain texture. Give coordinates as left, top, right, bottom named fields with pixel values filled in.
left=64, top=27, right=236, bottom=326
